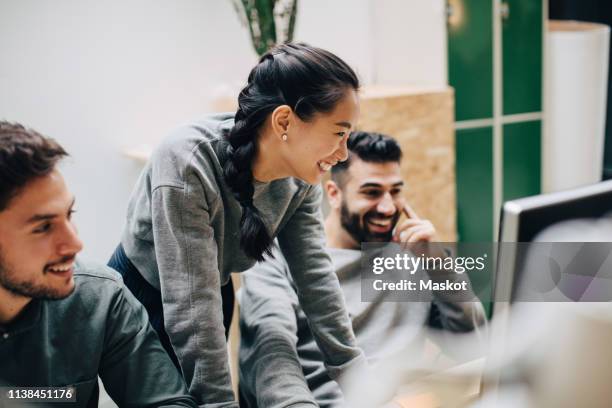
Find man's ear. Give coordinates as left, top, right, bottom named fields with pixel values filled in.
left=325, top=180, right=343, bottom=210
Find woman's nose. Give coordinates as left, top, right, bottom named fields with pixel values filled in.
left=335, top=135, right=349, bottom=162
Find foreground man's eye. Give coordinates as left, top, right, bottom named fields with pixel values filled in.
left=34, top=223, right=52, bottom=234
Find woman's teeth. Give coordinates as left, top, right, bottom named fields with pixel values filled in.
left=318, top=161, right=332, bottom=172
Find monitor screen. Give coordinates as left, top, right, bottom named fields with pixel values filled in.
left=499, top=180, right=612, bottom=243
left=495, top=180, right=612, bottom=303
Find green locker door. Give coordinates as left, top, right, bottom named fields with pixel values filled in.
left=502, top=0, right=543, bottom=115
left=456, top=127, right=494, bottom=241
left=503, top=120, right=541, bottom=201
left=448, top=0, right=494, bottom=121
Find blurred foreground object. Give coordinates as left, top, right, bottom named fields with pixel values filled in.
left=478, top=215, right=612, bottom=407
left=476, top=303, right=612, bottom=408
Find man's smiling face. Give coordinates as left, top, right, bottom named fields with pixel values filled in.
left=338, top=157, right=405, bottom=245
left=0, top=169, right=83, bottom=300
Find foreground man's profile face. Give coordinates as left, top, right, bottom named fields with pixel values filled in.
left=0, top=169, right=83, bottom=300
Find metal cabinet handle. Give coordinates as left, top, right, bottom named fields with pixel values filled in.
left=500, top=1, right=510, bottom=20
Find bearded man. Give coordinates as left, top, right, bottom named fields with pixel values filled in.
left=237, top=131, right=486, bottom=408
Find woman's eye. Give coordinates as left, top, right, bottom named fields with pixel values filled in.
left=336, top=132, right=346, bottom=137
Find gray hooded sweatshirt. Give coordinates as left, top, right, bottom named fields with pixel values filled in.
left=120, top=113, right=364, bottom=407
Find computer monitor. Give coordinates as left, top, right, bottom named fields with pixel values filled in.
left=495, top=180, right=612, bottom=304
left=499, top=180, right=612, bottom=243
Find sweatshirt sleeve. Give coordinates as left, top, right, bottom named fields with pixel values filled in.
left=428, top=299, right=487, bottom=333
left=150, top=177, right=237, bottom=407
left=99, top=282, right=198, bottom=407
left=423, top=251, right=488, bottom=333
left=277, top=184, right=366, bottom=380
left=238, top=244, right=319, bottom=408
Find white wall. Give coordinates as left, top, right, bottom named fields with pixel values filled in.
left=294, top=0, right=447, bottom=86
left=0, top=0, right=256, bottom=262
left=0, top=0, right=446, bottom=263
left=294, top=0, right=375, bottom=83
left=371, top=0, right=447, bottom=86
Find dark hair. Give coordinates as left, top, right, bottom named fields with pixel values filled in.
left=222, top=42, right=360, bottom=261
left=331, top=131, right=403, bottom=186
left=0, top=121, right=68, bottom=211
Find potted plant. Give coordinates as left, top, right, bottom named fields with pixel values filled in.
left=230, top=0, right=299, bottom=56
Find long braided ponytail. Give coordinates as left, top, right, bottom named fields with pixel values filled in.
left=223, top=43, right=359, bottom=261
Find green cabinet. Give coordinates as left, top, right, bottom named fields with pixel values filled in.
left=503, top=121, right=541, bottom=201
left=456, top=127, right=494, bottom=241
left=502, top=0, right=543, bottom=115
left=448, top=0, right=544, bottom=241
left=448, top=0, right=493, bottom=121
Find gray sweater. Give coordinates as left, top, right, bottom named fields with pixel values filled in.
left=239, top=245, right=487, bottom=408
left=121, top=113, right=363, bottom=407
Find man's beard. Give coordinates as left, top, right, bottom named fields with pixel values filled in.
left=0, top=249, right=74, bottom=300
left=340, top=202, right=400, bottom=244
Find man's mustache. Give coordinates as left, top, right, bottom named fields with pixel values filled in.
left=364, top=211, right=399, bottom=223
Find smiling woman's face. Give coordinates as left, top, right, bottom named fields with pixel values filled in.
left=284, top=89, right=360, bottom=184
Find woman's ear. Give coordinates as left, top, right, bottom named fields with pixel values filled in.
left=270, top=105, right=292, bottom=139
left=325, top=180, right=343, bottom=210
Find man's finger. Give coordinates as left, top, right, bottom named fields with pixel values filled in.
left=399, top=225, right=429, bottom=242
left=394, top=220, right=426, bottom=241
left=394, top=219, right=425, bottom=235
left=408, top=229, right=434, bottom=243
left=400, top=225, right=435, bottom=243
left=402, top=203, right=420, bottom=220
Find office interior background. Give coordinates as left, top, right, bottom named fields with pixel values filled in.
left=2, top=1, right=612, bottom=406
left=3, top=0, right=610, bottom=258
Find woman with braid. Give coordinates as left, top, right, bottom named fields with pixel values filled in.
left=108, top=43, right=365, bottom=407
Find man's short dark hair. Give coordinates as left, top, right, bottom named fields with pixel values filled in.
left=0, top=121, right=68, bottom=211
left=331, top=131, right=402, bottom=186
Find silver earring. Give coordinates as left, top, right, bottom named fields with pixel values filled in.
left=282, top=133, right=288, bottom=141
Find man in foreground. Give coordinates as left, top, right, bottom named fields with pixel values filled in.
left=0, top=122, right=196, bottom=407
left=238, top=131, right=486, bottom=407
